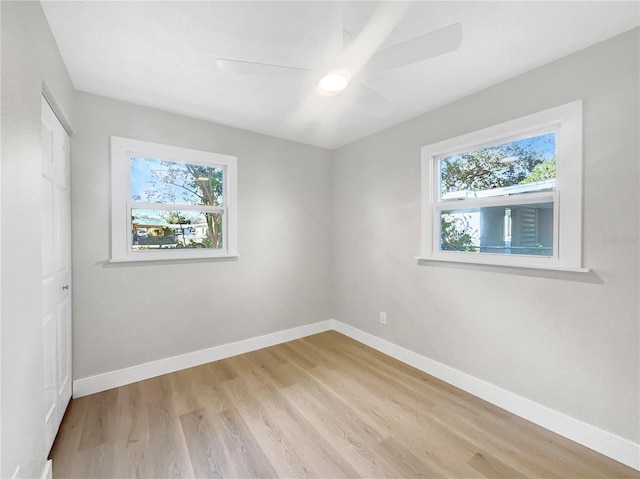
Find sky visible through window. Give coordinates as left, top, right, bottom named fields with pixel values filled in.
left=130, top=156, right=224, bottom=226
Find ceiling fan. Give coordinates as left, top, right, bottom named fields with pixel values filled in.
left=216, top=10, right=462, bottom=118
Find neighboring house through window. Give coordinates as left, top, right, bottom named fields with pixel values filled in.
left=420, top=101, right=584, bottom=271
left=111, top=136, right=238, bottom=262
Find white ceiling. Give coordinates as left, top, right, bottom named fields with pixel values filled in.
left=41, top=1, right=639, bottom=150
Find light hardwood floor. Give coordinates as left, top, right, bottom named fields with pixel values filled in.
left=51, top=331, right=639, bottom=478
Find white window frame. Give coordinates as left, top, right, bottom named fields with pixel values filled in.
left=419, top=101, right=585, bottom=271
left=110, top=136, right=238, bottom=262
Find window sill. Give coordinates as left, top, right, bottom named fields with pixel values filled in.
left=110, top=254, right=239, bottom=264
left=415, top=256, right=589, bottom=273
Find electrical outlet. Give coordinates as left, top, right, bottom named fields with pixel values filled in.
left=379, top=311, right=387, bottom=324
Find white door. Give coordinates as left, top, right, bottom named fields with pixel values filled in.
left=41, top=96, right=72, bottom=452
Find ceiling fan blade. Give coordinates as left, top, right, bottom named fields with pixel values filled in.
left=365, top=22, right=462, bottom=74
left=352, top=83, right=395, bottom=117
left=217, top=58, right=315, bottom=78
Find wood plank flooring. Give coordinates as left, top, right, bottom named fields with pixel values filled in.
left=50, top=331, right=640, bottom=478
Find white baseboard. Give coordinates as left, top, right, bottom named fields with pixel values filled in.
left=40, top=460, right=52, bottom=479
left=71, top=318, right=639, bottom=471
left=72, top=320, right=334, bottom=397
left=332, top=321, right=640, bottom=472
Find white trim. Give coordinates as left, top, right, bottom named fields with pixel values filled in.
left=332, top=321, right=640, bottom=472
left=40, top=460, right=53, bottom=479
left=442, top=179, right=556, bottom=201
left=435, top=191, right=555, bottom=212
left=72, top=320, right=334, bottom=397
left=415, top=256, right=590, bottom=273
left=71, top=319, right=638, bottom=471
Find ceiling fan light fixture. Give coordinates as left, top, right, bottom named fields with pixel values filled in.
left=317, top=71, right=351, bottom=96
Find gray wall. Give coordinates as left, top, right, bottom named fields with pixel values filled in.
left=1, top=2, right=75, bottom=477
left=71, top=92, right=332, bottom=380
left=332, top=28, right=639, bottom=442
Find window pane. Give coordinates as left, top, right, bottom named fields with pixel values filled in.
left=131, top=209, right=223, bottom=250
left=439, top=202, right=553, bottom=256
left=130, top=157, right=224, bottom=206
left=439, top=132, right=556, bottom=201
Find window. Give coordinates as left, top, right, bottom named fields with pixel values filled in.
left=420, top=101, right=584, bottom=271
left=111, top=136, right=237, bottom=262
